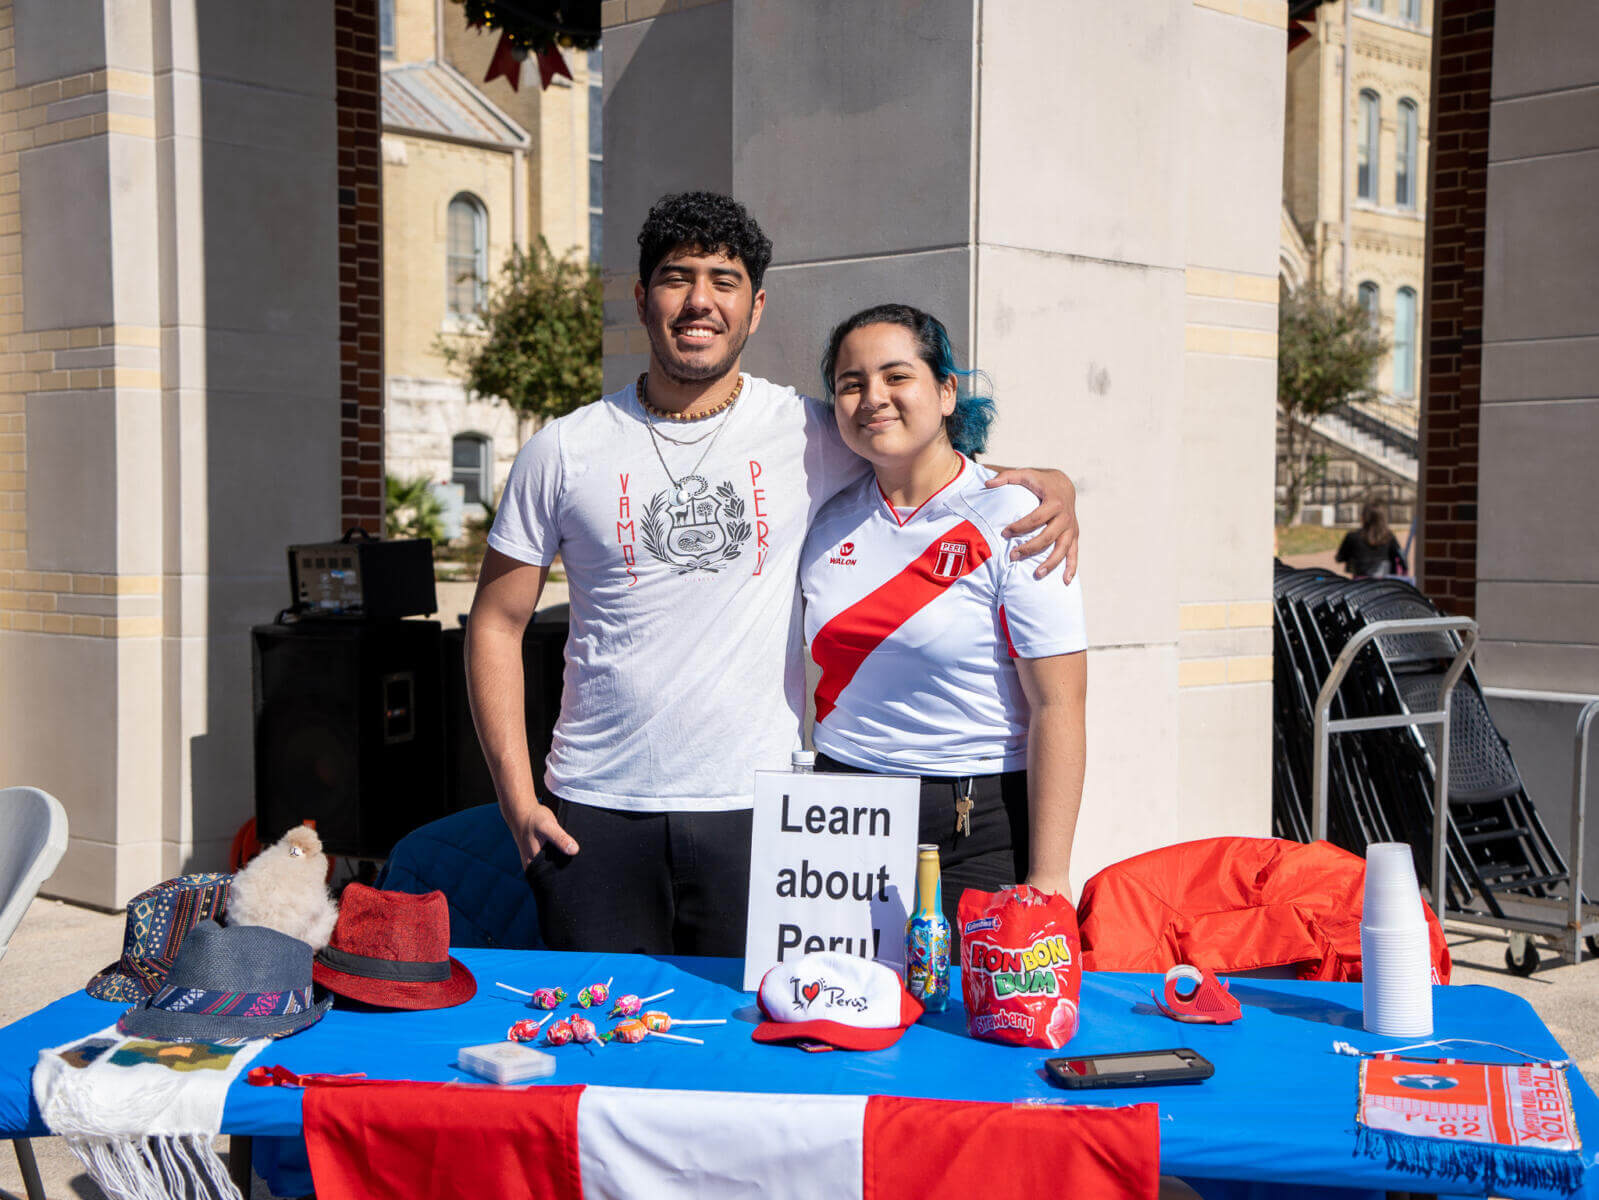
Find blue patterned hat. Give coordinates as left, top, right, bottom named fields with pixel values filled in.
left=86, top=873, right=233, bottom=1003
left=116, top=920, right=331, bottom=1042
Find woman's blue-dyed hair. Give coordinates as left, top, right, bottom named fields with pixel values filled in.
left=820, top=303, right=996, bottom=457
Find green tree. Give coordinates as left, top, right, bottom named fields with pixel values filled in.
left=385, top=473, right=447, bottom=544
left=437, top=237, right=603, bottom=438
left=1277, top=287, right=1388, bottom=525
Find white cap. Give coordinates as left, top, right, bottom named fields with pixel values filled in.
left=753, top=951, right=922, bottom=1051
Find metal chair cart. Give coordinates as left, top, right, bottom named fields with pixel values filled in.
left=1272, top=567, right=1599, bottom=973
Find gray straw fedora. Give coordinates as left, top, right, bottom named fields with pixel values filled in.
left=117, top=920, right=331, bottom=1042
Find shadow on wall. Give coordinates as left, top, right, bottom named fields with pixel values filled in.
left=184, top=5, right=345, bottom=873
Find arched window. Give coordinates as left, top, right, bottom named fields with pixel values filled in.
left=1357, top=90, right=1380, bottom=202
left=452, top=433, right=492, bottom=506
left=1358, top=281, right=1380, bottom=328
left=1396, top=99, right=1418, bottom=209
left=1394, top=287, right=1417, bottom=398
left=446, top=193, right=487, bottom=316
left=1401, top=0, right=1421, bottom=23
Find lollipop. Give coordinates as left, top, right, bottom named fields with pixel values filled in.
left=608, top=1019, right=650, bottom=1044
left=569, top=1016, right=602, bottom=1045
left=609, top=988, right=674, bottom=1017
left=495, top=982, right=567, bottom=1009
left=576, top=977, right=614, bottom=1009
left=545, top=1019, right=574, bottom=1047
left=640, top=1011, right=728, bottom=1033
left=507, top=1014, right=552, bottom=1042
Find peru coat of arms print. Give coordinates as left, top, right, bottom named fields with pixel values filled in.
left=641, top=476, right=752, bottom=573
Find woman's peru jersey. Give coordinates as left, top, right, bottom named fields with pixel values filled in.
left=801, top=456, right=1086, bottom=777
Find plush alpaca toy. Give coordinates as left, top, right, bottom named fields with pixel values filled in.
left=226, top=824, right=339, bottom=952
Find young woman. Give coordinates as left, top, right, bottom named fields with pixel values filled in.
left=1335, top=499, right=1408, bottom=578
left=800, top=304, right=1087, bottom=936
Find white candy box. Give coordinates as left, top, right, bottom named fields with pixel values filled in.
left=458, top=1041, right=558, bottom=1085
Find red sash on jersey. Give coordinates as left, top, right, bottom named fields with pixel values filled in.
left=811, top=520, right=991, bottom=723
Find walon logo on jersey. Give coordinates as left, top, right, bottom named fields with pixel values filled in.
left=932, top=540, right=970, bottom=580
left=828, top=541, right=857, bottom=567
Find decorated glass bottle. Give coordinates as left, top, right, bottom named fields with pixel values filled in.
left=905, top=843, right=951, bottom=1012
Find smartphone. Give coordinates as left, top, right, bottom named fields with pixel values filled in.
left=1045, top=1048, right=1214, bottom=1089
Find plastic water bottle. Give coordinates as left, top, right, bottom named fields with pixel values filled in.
left=905, top=844, right=951, bottom=1013
left=791, top=750, right=815, bottom=773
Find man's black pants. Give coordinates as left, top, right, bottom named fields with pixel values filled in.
left=523, top=795, right=754, bottom=956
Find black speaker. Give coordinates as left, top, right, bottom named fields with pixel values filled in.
left=252, top=619, right=445, bottom=858
left=441, top=608, right=569, bottom=813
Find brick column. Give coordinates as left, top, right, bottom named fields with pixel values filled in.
left=1418, top=0, right=1494, bottom=615
left=336, top=0, right=384, bottom=534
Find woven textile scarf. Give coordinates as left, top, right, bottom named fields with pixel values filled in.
left=1355, top=1055, right=1584, bottom=1194
left=33, top=1025, right=267, bottom=1200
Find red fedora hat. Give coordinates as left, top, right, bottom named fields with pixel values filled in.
left=313, top=884, right=476, bottom=1010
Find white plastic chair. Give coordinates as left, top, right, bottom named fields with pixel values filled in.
left=0, top=785, right=68, bottom=1200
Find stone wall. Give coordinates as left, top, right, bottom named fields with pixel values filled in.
left=1471, top=1, right=1599, bottom=692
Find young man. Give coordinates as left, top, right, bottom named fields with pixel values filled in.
left=467, top=192, right=1079, bottom=956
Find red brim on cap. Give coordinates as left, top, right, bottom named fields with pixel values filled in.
left=312, top=956, right=477, bottom=1010
left=751, top=987, right=923, bottom=1051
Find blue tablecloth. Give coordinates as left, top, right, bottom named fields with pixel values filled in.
left=2, top=950, right=1595, bottom=1198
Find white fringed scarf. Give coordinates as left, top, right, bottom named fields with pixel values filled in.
left=33, top=1026, right=267, bottom=1200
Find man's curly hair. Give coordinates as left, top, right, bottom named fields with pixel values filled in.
left=637, top=192, right=774, bottom=292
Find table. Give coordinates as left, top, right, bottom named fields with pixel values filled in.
left=2, top=949, right=1595, bottom=1198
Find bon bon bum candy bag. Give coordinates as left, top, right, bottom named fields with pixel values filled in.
left=959, top=885, right=1082, bottom=1049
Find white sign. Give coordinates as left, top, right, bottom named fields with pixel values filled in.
left=742, top=770, right=921, bottom=991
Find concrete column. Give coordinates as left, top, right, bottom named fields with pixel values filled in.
left=599, top=0, right=1284, bottom=880
left=0, top=0, right=342, bottom=906
left=1476, top=2, right=1599, bottom=693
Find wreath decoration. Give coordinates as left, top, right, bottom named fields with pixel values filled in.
left=451, top=0, right=601, bottom=91
left=639, top=483, right=751, bottom=575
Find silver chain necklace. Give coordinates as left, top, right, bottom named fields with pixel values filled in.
left=640, top=382, right=741, bottom=504
left=643, top=410, right=725, bottom=447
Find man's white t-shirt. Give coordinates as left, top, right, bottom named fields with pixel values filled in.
left=488, top=375, right=866, bottom=812
left=800, top=456, right=1086, bottom=776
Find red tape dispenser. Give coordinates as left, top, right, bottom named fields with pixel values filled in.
left=1152, top=964, right=1242, bottom=1025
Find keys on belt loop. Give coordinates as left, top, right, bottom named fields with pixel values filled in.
left=954, top=778, right=974, bottom=837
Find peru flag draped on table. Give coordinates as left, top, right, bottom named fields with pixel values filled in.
left=303, top=1082, right=1160, bottom=1200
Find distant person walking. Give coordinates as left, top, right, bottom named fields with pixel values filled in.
left=1336, top=499, right=1408, bottom=578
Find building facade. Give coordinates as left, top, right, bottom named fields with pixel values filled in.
left=1284, top=0, right=1433, bottom=426
left=380, top=0, right=593, bottom=521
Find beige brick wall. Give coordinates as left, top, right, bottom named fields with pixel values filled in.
left=382, top=131, right=518, bottom=382
left=0, top=24, right=165, bottom=640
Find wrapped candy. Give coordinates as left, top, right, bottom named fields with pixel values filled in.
left=608, top=1019, right=649, bottom=1044
left=576, top=977, right=613, bottom=1009
left=544, top=1019, right=574, bottom=1047
left=507, top=1015, right=551, bottom=1043
left=569, top=1016, right=600, bottom=1044
left=531, top=987, right=566, bottom=1010
left=609, top=988, right=674, bottom=1017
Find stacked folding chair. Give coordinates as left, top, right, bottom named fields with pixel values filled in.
left=1271, top=565, right=1590, bottom=972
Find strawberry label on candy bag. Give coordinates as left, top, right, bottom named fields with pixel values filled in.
left=959, top=886, right=1082, bottom=1049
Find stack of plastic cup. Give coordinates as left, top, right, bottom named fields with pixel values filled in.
left=1360, top=842, right=1433, bottom=1037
